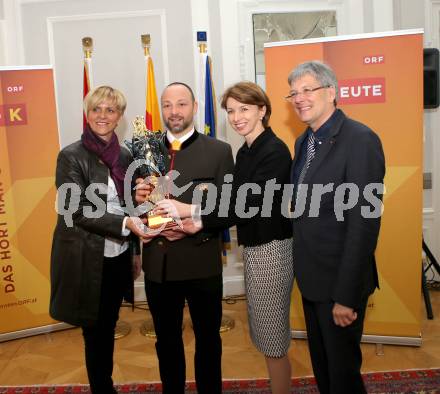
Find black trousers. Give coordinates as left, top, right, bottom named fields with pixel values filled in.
left=302, top=296, right=368, bottom=394
left=82, top=250, right=130, bottom=394
left=145, top=275, right=223, bottom=394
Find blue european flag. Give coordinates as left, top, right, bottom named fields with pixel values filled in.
left=203, top=55, right=231, bottom=259
left=204, top=56, right=216, bottom=138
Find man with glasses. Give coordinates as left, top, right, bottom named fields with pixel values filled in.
left=287, top=61, right=385, bottom=394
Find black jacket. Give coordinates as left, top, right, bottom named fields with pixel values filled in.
left=203, top=128, right=292, bottom=247
left=292, top=109, right=385, bottom=308
left=142, top=131, right=234, bottom=282
left=50, top=140, right=136, bottom=327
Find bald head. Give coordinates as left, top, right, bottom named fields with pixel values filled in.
left=162, top=82, right=195, bottom=102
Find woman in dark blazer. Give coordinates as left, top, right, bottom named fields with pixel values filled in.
left=157, top=82, right=294, bottom=394
left=50, top=86, right=145, bottom=394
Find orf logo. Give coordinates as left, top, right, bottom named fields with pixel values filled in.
left=363, top=55, right=385, bottom=65
left=338, top=78, right=386, bottom=105
left=0, top=104, right=28, bottom=126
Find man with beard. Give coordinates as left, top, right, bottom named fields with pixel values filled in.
left=135, top=82, right=234, bottom=394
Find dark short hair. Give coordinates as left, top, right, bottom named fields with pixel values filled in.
left=163, top=82, right=195, bottom=102
left=221, top=81, right=271, bottom=128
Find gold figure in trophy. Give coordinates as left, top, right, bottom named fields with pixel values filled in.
left=127, top=116, right=176, bottom=230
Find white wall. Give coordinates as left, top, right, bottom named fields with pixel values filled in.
left=0, top=0, right=5, bottom=64
left=2, top=0, right=195, bottom=148
left=394, top=0, right=425, bottom=29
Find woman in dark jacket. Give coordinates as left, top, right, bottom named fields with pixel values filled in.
left=157, top=82, right=294, bottom=394
left=50, top=86, right=145, bottom=394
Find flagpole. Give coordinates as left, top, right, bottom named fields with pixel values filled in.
left=197, top=31, right=234, bottom=333
left=197, top=32, right=207, bottom=133
left=82, top=37, right=93, bottom=130
left=142, top=34, right=162, bottom=132
left=82, top=37, right=93, bottom=88
left=139, top=34, right=166, bottom=338
left=139, top=33, right=156, bottom=338
left=142, top=34, right=151, bottom=128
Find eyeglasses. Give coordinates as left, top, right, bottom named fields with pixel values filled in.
left=285, top=85, right=330, bottom=100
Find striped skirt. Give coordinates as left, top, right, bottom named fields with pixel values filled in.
left=243, top=238, right=294, bottom=357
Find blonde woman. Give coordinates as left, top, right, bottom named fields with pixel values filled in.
left=50, top=86, right=146, bottom=393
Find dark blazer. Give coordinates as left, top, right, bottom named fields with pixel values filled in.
left=292, top=109, right=385, bottom=309
left=142, top=131, right=234, bottom=283
left=50, top=141, right=135, bottom=327
left=202, top=127, right=292, bottom=247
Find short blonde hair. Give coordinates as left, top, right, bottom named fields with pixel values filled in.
left=83, top=85, right=127, bottom=115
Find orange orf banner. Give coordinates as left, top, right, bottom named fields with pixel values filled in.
left=0, top=66, right=61, bottom=340
left=265, top=29, right=423, bottom=344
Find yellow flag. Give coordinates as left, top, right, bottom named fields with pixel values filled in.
left=145, top=56, right=161, bottom=131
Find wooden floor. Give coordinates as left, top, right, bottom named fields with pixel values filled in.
left=0, top=290, right=439, bottom=386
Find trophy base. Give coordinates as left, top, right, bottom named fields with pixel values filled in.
left=147, top=213, right=176, bottom=229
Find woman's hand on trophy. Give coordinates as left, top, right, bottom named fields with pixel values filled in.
left=160, top=228, right=188, bottom=241
left=159, top=218, right=202, bottom=241
left=126, top=217, right=161, bottom=243
left=155, top=199, right=194, bottom=220
left=179, top=218, right=203, bottom=234
left=134, top=177, right=153, bottom=204
left=126, top=217, right=148, bottom=238
left=141, top=230, right=158, bottom=244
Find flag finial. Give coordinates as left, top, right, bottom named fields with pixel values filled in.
left=82, top=37, right=93, bottom=59
left=141, top=34, right=151, bottom=56
left=197, top=31, right=207, bottom=53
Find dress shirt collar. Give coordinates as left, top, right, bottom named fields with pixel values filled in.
left=166, top=127, right=195, bottom=145
left=165, top=127, right=199, bottom=151
left=310, top=108, right=340, bottom=144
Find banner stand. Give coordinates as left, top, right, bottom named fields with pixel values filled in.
left=265, top=29, right=424, bottom=346
left=0, top=322, right=73, bottom=342
left=0, top=66, right=60, bottom=341
left=290, top=331, right=422, bottom=347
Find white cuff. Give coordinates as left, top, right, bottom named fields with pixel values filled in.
left=191, top=204, right=202, bottom=221
left=121, top=217, right=130, bottom=236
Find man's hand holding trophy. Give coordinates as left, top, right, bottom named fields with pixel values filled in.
left=125, top=116, right=177, bottom=231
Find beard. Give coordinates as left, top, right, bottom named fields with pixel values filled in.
left=164, top=116, right=193, bottom=133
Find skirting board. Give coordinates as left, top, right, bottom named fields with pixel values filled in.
left=291, top=330, right=422, bottom=347
left=0, top=322, right=72, bottom=342
left=134, top=282, right=147, bottom=301
left=223, top=275, right=245, bottom=297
